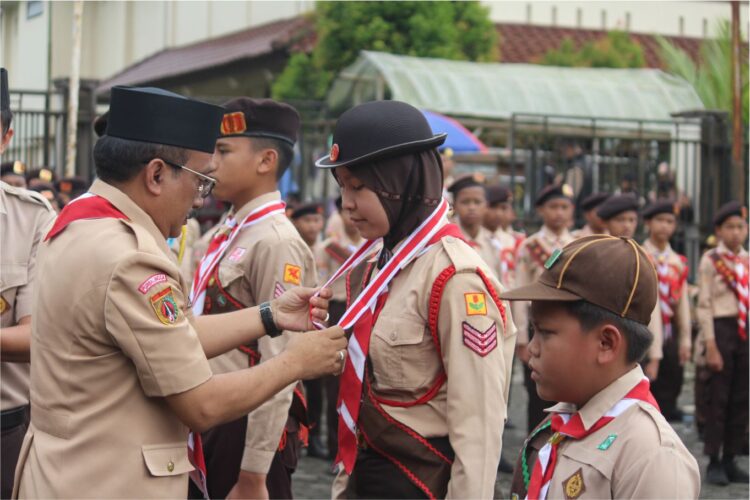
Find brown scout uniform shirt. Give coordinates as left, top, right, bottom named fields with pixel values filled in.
left=0, top=182, right=56, bottom=411
left=512, top=226, right=574, bottom=345
left=696, top=241, right=748, bottom=342
left=459, top=224, right=502, bottom=281
left=207, top=191, right=316, bottom=473
left=512, top=366, right=700, bottom=499
left=15, top=180, right=213, bottom=498
left=642, top=239, right=692, bottom=351
left=335, top=223, right=517, bottom=498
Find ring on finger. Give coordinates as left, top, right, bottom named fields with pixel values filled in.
left=337, top=350, right=346, bottom=362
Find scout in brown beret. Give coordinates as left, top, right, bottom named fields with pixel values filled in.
left=597, top=193, right=639, bottom=238
left=502, top=235, right=700, bottom=499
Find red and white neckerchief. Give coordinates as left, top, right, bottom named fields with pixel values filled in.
left=187, top=432, right=208, bottom=498
left=190, top=200, right=286, bottom=316
left=312, top=198, right=451, bottom=473
left=652, top=250, right=683, bottom=341
left=718, top=249, right=749, bottom=340
left=526, top=377, right=659, bottom=500
left=45, top=192, right=127, bottom=241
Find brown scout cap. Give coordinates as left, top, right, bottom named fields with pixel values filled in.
left=501, top=235, right=657, bottom=325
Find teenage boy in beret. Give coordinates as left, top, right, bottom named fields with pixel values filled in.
left=503, top=235, right=700, bottom=499
left=193, top=98, right=319, bottom=499
left=642, top=200, right=691, bottom=421
left=695, top=200, right=749, bottom=485
left=448, top=174, right=503, bottom=280
left=484, top=184, right=521, bottom=288
left=513, top=184, right=575, bottom=432
left=16, top=87, right=345, bottom=498
left=571, top=192, right=610, bottom=239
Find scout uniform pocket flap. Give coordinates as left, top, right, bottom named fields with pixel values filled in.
left=559, top=439, right=616, bottom=480
left=372, top=316, right=425, bottom=346
left=142, top=443, right=194, bottom=476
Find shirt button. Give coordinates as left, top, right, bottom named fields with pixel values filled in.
left=167, top=461, right=174, bottom=473
left=390, top=332, right=397, bottom=341
left=445, top=236, right=454, bottom=243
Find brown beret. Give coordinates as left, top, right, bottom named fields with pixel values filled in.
left=221, top=97, right=300, bottom=146
left=447, top=173, right=484, bottom=196
left=597, top=194, right=639, bottom=220
left=643, top=200, right=679, bottom=220
left=501, top=235, right=657, bottom=325
left=486, top=184, right=512, bottom=205
left=713, top=200, right=747, bottom=227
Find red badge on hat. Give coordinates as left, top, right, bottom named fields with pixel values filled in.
left=221, top=112, right=247, bottom=136
left=330, top=143, right=340, bottom=162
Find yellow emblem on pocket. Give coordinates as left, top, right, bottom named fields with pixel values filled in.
left=563, top=468, right=586, bottom=500
left=464, top=292, right=487, bottom=316
left=150, top=287, right=180, bottom=325
left=283, top=264, right=301, bottom=285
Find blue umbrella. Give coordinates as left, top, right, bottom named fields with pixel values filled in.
left=421, top=110, right=488, bottom=153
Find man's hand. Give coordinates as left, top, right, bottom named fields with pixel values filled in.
left=284, top=326, right=347, bottom=380
left=644, top=359, right=659, bottom=380
left=227, top=471, right=268, bottom=500
left=516, top=344, right=530, bottom=365
left=272, top=287, right=332, bottom=332
left=705, top=342, right=724, bottom=372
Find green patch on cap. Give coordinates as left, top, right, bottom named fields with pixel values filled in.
left=544, top=248, right=563, bottom=269
left=597, top=434, right=617, bottom=451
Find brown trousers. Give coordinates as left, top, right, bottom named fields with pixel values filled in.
left=703, top=317, right=749, bottom=457
left=1, top=407, right=29, bottom=499
left=651, top=326, right=685, bottom=418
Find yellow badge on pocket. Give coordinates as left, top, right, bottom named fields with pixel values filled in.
left=464, top=292, right=487, bottom=316
left=283, top=264, right=301, bottom=285
left=150, top=287, right=180, bottom=325
left=562, top=468, right=586, bottom=500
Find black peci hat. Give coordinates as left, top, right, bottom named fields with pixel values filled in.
left=597, top=194, right=639, bottom=221
left=580, top=192, right=611, bottom=212
left=713, top=200, right=746, bottom=227
left=106, top=86, right=224, bottom=154
left=642, top=200, right=679, bottom=220
left=315, top=100, right=446, bottom=169
left=220, top=98, right=300, bottom=146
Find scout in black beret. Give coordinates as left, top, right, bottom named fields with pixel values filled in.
left=486, top=185, right=512, bottom=206
left=535, top=183, right=574, bottom=207
left=580, top=192, right=610, bottom=212
left=597, top=194, right=640, bottom=238
left=446, top=173, right=484, bottom=197
left=713, top=200, right=746, bottom=228
left=572, top=192, right=611, bottom=238
left=291, top=202, right=324, bottom=247
left=483, top=184, right=517, bottom=238
left=643, top=200, right=679, bottom=221
left=1, top=67, right=14, bottom=153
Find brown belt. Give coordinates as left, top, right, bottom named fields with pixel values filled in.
left=1, top=405, right=28, bottom=431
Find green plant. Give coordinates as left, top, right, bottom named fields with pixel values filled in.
left=540, top=31, right=646, bottom=69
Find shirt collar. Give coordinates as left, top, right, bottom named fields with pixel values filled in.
left=232, top=191, right=282, bottom=221
left=643, top=238, right=672, bottom=257
left=539, top=225, right=571, bottom=247
left=545, top=365, right=646, bottom=431
left=89, top=179, right=173, bottom=258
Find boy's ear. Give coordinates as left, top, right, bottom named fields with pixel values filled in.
left=595, top=323, right=624, bottom=365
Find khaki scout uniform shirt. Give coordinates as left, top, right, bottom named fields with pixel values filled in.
left=517, top=366, right=700, bottom=499
left=512, top=226, right=574, bottom=344
left=16, top=180, right=213, bottom=498
left=0, top=183, right=55, bottom=411
left=459, top=224, right=502, bottom=280
left=642, top=239, right=692, bottom=351
left=696, top=242, right=748, bottom=341
left=314, top=232, right=363, bottom=303
left=492, top=227, right=519, bottom=289
left=335, top=224, right=517, bottom=498
left=207, top=191, right=316, bottom=473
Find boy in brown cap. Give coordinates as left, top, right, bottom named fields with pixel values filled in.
left=502, top=235, right=700, bottom=499
left=513, top=184, right=575, bottom=431
left=695, top=200, right=749, bottom=485
left=192, top=98, right=316, bottom=499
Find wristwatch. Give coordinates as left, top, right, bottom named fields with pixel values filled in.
left=259, top=301, right=282, bottom=338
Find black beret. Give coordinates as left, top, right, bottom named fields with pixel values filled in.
left=713, top=200, right=747, bottom=227
left=486, top=184, right=512, bottom=205
left=26, top=167, right=56, bottom=183
left=643, top=200, right=679, bottom=220
left=0, top=160, right=25, bottom=176
left=106, top=86, right=224, bottom=154
left=447, top=173, right=484, bottom=196
left=597, top=194, right=639, bottom=220
left=93, top=111, right=109, bottom=137
left=221, top=98, right=300, bottom=146
left=291, top=202, right=323, bottom=220
left=535, top=184, right=574, bottom=207
left=580, top=192, right=611, bottom=211
left=1, top=68, right=9, bottom=113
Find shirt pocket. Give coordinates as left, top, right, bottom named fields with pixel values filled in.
left=370, top=315, right=434, bottom=390
left=142, top=443, right=194, bottom=477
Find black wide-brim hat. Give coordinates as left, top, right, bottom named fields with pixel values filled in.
left=315, top=100, right=446, bottom=169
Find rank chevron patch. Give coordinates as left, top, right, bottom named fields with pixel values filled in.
left=462, top=321, right=498, bottom=357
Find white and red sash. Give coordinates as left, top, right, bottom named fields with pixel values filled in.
left=312, top=198, right=454, bottom=473
left=710, top=249, right=749, bottom=340
left=651, top=251, right=687, bottom=341
left=189, top=200, right=286, bottom=316
left=45, top=193, right=127, bottom=241
left=526, top=378, right=659, bottom=500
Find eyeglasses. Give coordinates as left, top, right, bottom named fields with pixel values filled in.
left=160, top=159, right=216, bottom=199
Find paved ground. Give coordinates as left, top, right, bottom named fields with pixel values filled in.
left=292, top=361, right=749, bottom=499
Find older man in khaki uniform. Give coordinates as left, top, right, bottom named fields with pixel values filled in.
left=502, top=235, right=700, bottom=499
left=193, top=98, right=317, bottom=499
left=13, top=86, right=346, bottom=499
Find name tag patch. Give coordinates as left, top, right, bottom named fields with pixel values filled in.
left=138, top=273, right=168, bottom=294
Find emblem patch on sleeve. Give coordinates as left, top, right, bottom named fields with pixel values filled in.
left=0, top=296, right=8, bottom=316
left=228, top=247, right=246, bottom=262
left=150, top=287, right=180, bottom=325
left=274, top=282, right=285, bottom=298
left=462, top=321, right=497, bottom=356
left=464, top=292, right=487, bottom=316
left=138, top=273, right=168, bottom=294
left=283, top=264, right=302, bottom=285
left=562, top=468, right=586, bottom=500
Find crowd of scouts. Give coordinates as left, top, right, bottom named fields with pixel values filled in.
left=0, top=62, right=747, bottom=499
